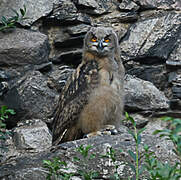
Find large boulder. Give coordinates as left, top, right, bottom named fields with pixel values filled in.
left=0, top=119, right=52, bottom=163
left=48, top=0, right=91, bottom=24
left=73, top=0, right=115, bottom=15
left=1, top=71, right=57, bottom=125
left=0, top=28, right=50, bottom=66
left=127, top=64, right=168, bottom=91
left=124, top=75, right=169, bottom=111
left=0, top=118, right=177, bottom=179
left=13, top=119, right=52, bottom=152
left=135, top=0, right=181, bottom=11
left=47, top=65, right=74, bottom=93
left=0, top=0, right=54, bottom=26
left=120, top=12, right=181, bottom=63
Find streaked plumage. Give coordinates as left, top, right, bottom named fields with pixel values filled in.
left=52, top=27, right=125, bottom=145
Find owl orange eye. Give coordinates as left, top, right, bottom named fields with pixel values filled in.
left=91, top=37, right=97, bottom=42
left=104, top=39, right=110, bottom=43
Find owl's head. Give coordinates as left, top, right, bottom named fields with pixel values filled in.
left=83, top=27, right=119, bottom=57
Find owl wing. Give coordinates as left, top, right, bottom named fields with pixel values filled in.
left=52, top=60, right=99, bottom=145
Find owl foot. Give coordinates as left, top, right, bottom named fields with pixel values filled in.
left=83, top=125, right=118, bottom=138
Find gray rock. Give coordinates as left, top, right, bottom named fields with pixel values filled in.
left=54, top=35, right=84, bottom=48
left=123, top=113, right=149, bottom=128
left=47, top=65, right=74, bottom=92
left=74, top=0, right=99, bottom=9
left=170, top=73, right=181, bottom=87
left=124, top=74, right=169, bottom=111
left=96, top=10, right=138, bottom=24
left=0, top=119, right=52, bottom=163
left=120, top=12, right=181, bottom=63
left=17, top=71, right=56, bottom=121
left=66, top=24, right=91, bottom=36
left=0, top=0, right=54, bottom=26
left=2, top=71, right=56, bottom=124
left=119, top=0, right=140, bottom=11
left=127, top=64, right=168, bottom=90
left=49, top=26, right=85, bottom=49
left=49, top=0, right=91, bottom=24
left=169, top=73, right=181, bottom=109
left=51, top=0, right=77, bottom=22
left=0, top=119, right=177, bottom=179
left=74, top=0, right=114, bottom=15
left=13, top=119, right=52, bottom=151
left=135, top=0, right=181, bottom=11
left=0, top=71, right=9, bottom=81
left=0, top=82, right=8, bottom=96
left=167, top=40, right=181, bottom=68
left=52, top=49, right=82, bottom=66
left=172, top=86, right=181, bottom=99
left=34, top=62, right=52, bottom=73
left=0, top=28, right=50, bottom=66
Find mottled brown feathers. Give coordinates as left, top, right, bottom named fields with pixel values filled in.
left=52, top=60, right=99, bottom=145
left=52, top=27, right=125, bottom=145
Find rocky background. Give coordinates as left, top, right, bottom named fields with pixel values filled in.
left=0, top=0, right=180, bottom=179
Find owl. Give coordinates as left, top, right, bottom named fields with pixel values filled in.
left=52, top=27, right=125, bottom=145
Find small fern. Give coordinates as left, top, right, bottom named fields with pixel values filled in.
left=0, top=5, right=27, bottom=31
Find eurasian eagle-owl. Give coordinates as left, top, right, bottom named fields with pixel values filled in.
left=52, top=27, right=125, bottom=145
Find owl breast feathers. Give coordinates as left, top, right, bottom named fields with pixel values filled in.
left=52, top=27, right=125, bottom=145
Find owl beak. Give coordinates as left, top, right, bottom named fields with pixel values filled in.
left=97, top=40, right=104, bottom=51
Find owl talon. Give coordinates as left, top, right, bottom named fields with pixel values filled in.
left=103, top=125, right=118, bottom=135
left=83, top=125, right=118, bottom=139
left=83, top=131, right=102, bottom=138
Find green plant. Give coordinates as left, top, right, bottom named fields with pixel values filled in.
left=125, top=112, right=146, bottom=180
left=142, top=117, right=181, bottom=180
left=144, top=145, right=181, bottom=180
left=74, top=145, right=99, bottom=180
left=101, top=146, right=122, bottom=180
left=0, top=105, right=15, bottom=151
left=43, top=157, right=75, bottom=180
left=43, top=115, right=181, bottom=180
left=43, top=145, right=98, bottom=180
left=154, top=117, right=181, bottom=161
left=0, top=5, right=27, bottom=31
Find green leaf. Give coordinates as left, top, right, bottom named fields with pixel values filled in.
left=139, top=166, right=145, bottom=175
left=89, top=153, right=96, bottom=159
left=125, top=112, right=136, bottom=126
left=6, top=109, right=16, bottom=115
left=129, top=116, right=136, bottom=126
left=91, top=171, right=99, bottom=178
left=144, top=144, right=149, bottom=151
left=127, top=129, right=135, bottom=139
left=128, top=150, right=136, bottom=161
left=1, top=105, right=7, bottom=115
left=0, top=122, right=6, bottom=128
left=125, top=112, right=129, bottom=119
left=138, top=127, right=146, bottom=135
left=73, top=156, right=80, bottom=162
left=153, top=129, right=171, bottom=135
left=119, top=148, right=123, bottom=153
left=127, top=161, right=136, bottom=173
left=161, top=117, right=173, bottom=121
left=137, top=135, right=142, bottom=145
left=11, top=9, right=19, bottom=18
left=43, top=160, right=52, bottom=166
left=20, top=8, right=25, bottom=17
left=1, top=16, right=7, bottom=25
left=173, top=124, right=181, bottom=134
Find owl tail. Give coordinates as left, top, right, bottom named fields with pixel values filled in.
left=53, top=126, right=83, bottom=145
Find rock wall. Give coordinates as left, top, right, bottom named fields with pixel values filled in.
left=0, top=0, right=181, bottom=179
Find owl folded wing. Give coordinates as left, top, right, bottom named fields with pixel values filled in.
left=52, top=60, right=99, bottom=145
